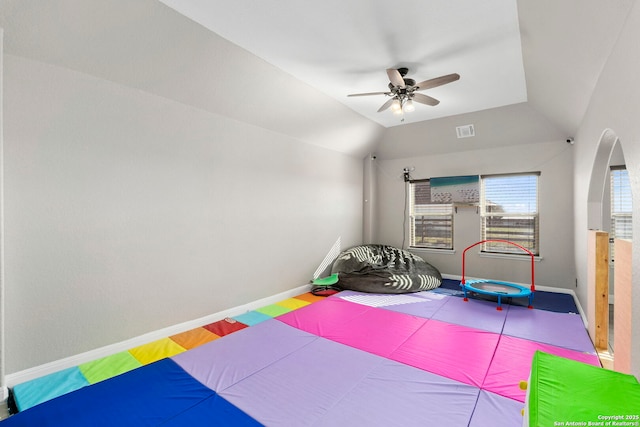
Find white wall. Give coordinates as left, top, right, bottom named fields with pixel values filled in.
left=573, top=0, right=640, bottom=379
left=3, top=55, right=364, bottom=373
left=376, top=141, right=575, bottom=289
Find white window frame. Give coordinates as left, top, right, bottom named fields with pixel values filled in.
left=480, top=172, right=540, bottom=256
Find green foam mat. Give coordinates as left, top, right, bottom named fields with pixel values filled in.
left=527, top=351, right=640, bottom=425
left=79, top=351, right=143, bottom=384
left=255, top=304, right=293, bottom=317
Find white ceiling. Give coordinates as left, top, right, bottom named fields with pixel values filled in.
left=159, top=0, right=528, bottom=128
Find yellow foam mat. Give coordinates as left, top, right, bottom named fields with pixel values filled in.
left=276, top=298, right=311, bottom=310
left=128, top=337, right=186, bottom=365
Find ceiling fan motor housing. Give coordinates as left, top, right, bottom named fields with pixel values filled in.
left=388, top=68, right=416, bottom=89
left=388, top=79, right=416, bottom=91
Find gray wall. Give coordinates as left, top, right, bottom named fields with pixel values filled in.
left=3, top=55, right=364, bottom=373
left=375, top=141, right=575, bottom=289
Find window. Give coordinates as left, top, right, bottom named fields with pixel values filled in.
left=409, top=180, right=453, bottom=249
left=610, top=167, right=632, bottom=260
left=480, top=173, right=539, bottom=255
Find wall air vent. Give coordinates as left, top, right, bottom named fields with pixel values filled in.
left=456, top=124, right=475, bottom=139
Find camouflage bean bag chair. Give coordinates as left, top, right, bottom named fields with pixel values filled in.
left=329, top=244, right=442, bottom=294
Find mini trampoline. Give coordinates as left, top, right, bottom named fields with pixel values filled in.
left=460, top=240, right=535, bottom=310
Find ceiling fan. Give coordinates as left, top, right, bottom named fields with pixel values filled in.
left=348, top=68, right=460, bottom=114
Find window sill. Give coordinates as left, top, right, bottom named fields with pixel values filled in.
left=478, top=251, right=543, bottom=262
left=409, top=247, right=456, bottom=255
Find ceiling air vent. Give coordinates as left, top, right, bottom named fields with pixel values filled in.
left=456, top=124, right=475, bottom=139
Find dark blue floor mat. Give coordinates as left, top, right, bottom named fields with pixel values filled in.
left=3, top=359, right=260, bottom=427
left=438, top=279, right=579, bottom=314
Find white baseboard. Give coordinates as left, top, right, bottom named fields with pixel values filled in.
left=441, top=274, right=588, bottom=327
left=6, top=284, right=311, bottom=388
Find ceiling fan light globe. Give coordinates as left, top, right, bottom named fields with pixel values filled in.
left=391, top=99, right=402, bottom=112
left=403, top=99, right=415, bottom=112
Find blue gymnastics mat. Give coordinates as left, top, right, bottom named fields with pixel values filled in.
left=438, top=279, right=580, bottom=314
left=3, top=358, right=259, bottom=427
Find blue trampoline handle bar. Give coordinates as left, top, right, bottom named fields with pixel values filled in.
left=460, top=239, right=535, bottom=292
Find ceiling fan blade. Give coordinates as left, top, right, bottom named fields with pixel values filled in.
left=347, top=91, right=392, bottom=97
left=386, top=69, right=406, bottom=88
left=414, top=73, right=460, bottom=91
left=412, top=93, right=440, bottom=106
left=377, top=98, right=396, bottom=112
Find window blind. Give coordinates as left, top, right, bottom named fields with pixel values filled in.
left=480, top=173, right=539, bottom=255
left=610, top=167, right=632, bottom=243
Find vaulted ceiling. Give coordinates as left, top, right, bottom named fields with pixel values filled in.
left=0, top=0, right=635, bottom=158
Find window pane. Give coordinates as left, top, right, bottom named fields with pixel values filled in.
left=611, top=168, right=632, bottom=240
left=613, top=215, right=632, bottom=238
left=412, top=212, right=453, bottom=248
left=610, top=168, right=632, bottom=262
left=410, top=181, right=453, bottom=249
left=481, top=173, right=539, bottom=255
left=482, top=216, right=538, bottom=253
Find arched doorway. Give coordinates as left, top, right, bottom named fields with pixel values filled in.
left=586, top=129, right=630, bottom=366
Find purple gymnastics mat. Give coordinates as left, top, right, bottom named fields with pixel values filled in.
left=4, top=290, right=598, bottom=426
